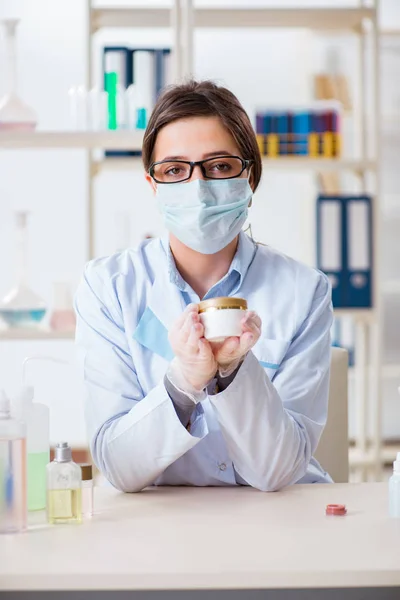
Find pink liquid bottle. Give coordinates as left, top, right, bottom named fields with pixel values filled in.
left=0, top=390, right=27, bottom=534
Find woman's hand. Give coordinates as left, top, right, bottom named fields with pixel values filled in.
left=168, top=304, right=218, bottom=392
left=211, top=311, right=262, bottom=376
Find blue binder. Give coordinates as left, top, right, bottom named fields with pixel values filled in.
left=316, top=195, right=373, bottom=309
left=293, top=111, right=310, bottom=156
left=277, top=113, right=289, bottom=155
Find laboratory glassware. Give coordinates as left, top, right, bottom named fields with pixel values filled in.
left=0, top=19, right=37, bottom=130
left=0, top=212, right=47, bottom=328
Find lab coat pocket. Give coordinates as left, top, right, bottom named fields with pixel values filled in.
left=253, top=337, right=291, bottom=380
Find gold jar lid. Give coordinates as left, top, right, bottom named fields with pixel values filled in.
left=80, top=463, right=93, bottom=481
left=198, top=297, right=247, bottom=313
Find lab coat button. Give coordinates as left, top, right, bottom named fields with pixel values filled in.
left=219, top=463, right=227, bottom=471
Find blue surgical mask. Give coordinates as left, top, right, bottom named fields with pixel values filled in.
left=156, top=178, right=252, bottom=254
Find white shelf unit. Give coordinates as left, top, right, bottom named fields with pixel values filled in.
left=88, top=0, right=383, bottom=479
left=91, top=7, right=375, bottom=32
left=0, top=131, right=143, bottom=150
left=0, top=329, right=74, bottom=341
left=0, top=2, right=384, bottom=477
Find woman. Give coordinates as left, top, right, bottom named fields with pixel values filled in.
left=75, top=80, right=333, bottom=492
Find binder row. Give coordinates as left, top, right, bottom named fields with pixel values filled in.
left=255, top=105, right=341, bottom=158
left=103, top=46, right=171, bottom=157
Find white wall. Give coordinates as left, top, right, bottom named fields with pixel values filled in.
left=0, top=0, right=400, bottom=446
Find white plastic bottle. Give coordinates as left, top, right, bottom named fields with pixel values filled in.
left=389, top=452, right=400, bottom=518
left=12, top=385, right=49, bottom=511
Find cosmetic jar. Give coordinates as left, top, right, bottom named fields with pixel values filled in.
left=198, top=297, right=247, bottom=343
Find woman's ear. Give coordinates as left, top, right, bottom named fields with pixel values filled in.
left=248, top=163, right=255, bottom=189
left=145, top=171, right=157, bottom=195
left=248, top=166, right=255, bottom=205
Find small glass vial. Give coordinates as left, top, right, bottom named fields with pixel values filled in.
left=198, top=297, right=248, bottom=342
left=46, top=442, right=82, bottom=525
left=389, top=452, right=400, bottom=518
left=80, top=463, right=93, bottom=518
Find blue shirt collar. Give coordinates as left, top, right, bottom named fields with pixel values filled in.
left=161, top=231, right=257, bottom=295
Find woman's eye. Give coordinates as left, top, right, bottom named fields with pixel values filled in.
left=211, top=162, right=231, bottom=172
left=165, top=167, right=182, bottom=176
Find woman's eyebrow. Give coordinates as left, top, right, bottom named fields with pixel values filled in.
left=203, top=150, right=234, bottom=158
left=159, top=151, right=234, bottom=162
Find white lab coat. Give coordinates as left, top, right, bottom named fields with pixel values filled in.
left=75, top=234, right=333, bottom=492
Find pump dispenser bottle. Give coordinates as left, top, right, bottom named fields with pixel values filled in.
left=47, top=442, right=82, bottom=524
left=389, top=452, right=400, bottom=518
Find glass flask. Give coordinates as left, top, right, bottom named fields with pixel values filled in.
left=0, top=212, right=47, bottom=328
left=0, top=19, right=37, bottom=130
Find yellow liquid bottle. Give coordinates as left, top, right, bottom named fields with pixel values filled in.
left=47, top=488, right=82, bottom=524
left=46, top=442, right=82, bottom=525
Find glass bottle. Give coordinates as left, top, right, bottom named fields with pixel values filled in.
left=0, top=19, right=37, bottom=130
left=0, top=390, right=27, bottom=534
left=80, top=464, right=93, bottom=518
left=46, top=442, right=82, bottom=525
left=0, top=212, right=47, bottom=328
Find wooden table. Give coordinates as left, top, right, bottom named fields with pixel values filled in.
left=1, top=482, right=400, bottom=599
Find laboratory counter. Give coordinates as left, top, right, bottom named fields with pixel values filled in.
left=1, top=482, right=400, bottom=599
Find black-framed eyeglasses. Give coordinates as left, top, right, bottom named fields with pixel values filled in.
left=149, top=155, right=252, bottom=184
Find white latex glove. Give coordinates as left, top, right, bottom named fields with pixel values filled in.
left=211, top=311, right=262, bottom=377
left=167, top=304, right=218, bottom=398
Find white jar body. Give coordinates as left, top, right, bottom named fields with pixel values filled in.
left=200, top=309, right=246, bottom=342
left=389, top=472, right=400, bottom=518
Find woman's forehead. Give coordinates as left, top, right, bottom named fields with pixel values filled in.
left=154, top=116, right=240, bottom=161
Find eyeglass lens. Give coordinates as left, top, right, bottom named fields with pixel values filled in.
left=152, top=156, right=245, bottom=183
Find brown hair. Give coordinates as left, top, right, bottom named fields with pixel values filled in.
left=142, top=80, right=262, bottom=191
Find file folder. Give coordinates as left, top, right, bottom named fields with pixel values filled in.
left=346, top=197, right=372, bottom=308
left=317, top=196, right=343, bottom=307
left=316, top=195, right=372, bottom=309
